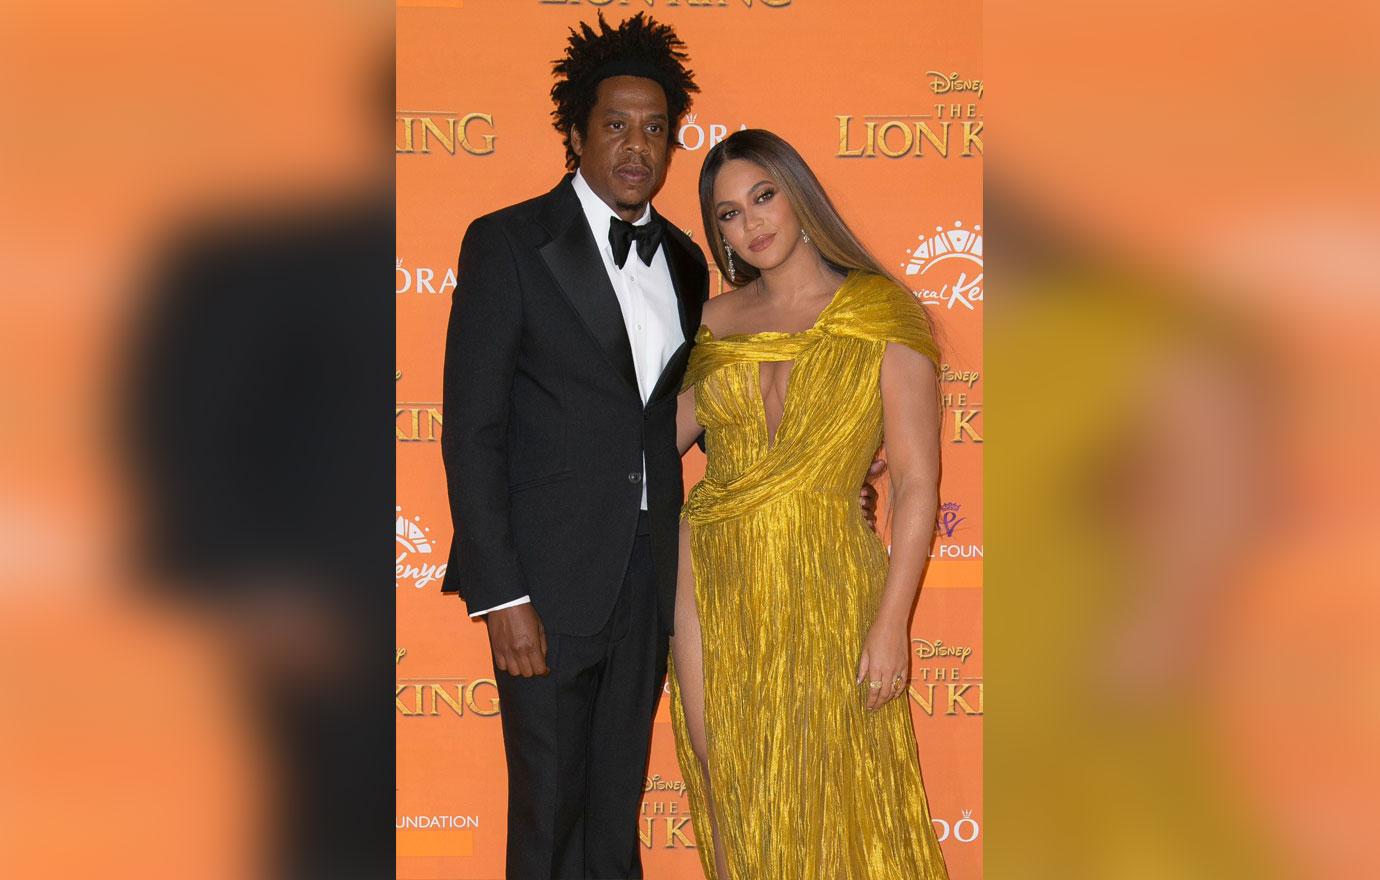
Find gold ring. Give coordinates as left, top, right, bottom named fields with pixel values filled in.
left=868, top=681, right=882, bottom=690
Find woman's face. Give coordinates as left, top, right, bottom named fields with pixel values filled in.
left=711, top=158, right=805, bottom=276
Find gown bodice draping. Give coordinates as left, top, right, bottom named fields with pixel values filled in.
left=680, top=270, right=941, bottom=527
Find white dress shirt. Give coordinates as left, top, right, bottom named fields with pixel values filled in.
left=469, top=170, right=682, bottom=617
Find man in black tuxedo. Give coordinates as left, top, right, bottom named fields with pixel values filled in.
left=440, top=13, right=704, bottom=879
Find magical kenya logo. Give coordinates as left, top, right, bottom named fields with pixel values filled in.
left=903, top=220, right=983, bottom=312
left=396, top=505, right=446, bottom=590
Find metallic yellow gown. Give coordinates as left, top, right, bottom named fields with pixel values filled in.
left=669, top=271, right=951, bottom=879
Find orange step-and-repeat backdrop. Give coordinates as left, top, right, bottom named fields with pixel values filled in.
left=397, top=2, right=982, bottom=877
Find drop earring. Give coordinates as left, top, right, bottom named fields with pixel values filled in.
left=801, top=228, right=811, bottom=243
left=724, top=243, right=737, bottom=281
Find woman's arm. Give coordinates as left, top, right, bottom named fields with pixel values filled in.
left=676, top=384, right=702, bottom=456
left=856, top=341, right=941, bottom=710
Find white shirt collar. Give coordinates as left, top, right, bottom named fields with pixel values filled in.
left=571, top=169, right=653, bottom=247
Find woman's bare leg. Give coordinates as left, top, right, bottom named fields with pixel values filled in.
left=670, top=518, right=732, bottom=880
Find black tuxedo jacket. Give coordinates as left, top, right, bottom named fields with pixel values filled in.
left=440, top=174, right=708, bottom=636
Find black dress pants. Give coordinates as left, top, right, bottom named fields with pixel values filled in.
left=494, top=512, right=668, bottom=879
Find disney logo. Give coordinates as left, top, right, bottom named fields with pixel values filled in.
left=927, top=71, right=984, bottom=99
left=644, top=774, right=687, bottom=796
left=912, top=638, right=973, bottom=664
left=939, top=364, right=980, bottom=388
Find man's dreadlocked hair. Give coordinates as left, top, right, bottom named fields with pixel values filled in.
left=550, top=12, right=699, bottom=171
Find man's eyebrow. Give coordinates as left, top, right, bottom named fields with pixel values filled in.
left=597, top=109, right=669, bottom=120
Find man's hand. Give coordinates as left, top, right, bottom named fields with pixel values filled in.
left=859, top=456, right=888, bottom=531
left=484, top=604, right=549, bottom=677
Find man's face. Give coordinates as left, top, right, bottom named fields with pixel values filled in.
left=571, top=75, right=671, bottom=222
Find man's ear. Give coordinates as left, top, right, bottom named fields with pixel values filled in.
left=570, top=125, right=583, bottom=159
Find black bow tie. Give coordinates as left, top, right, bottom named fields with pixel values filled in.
left=608, top=215, right=665, bottom=269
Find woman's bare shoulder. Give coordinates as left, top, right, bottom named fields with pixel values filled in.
left=701, top=285, right=751, bottom=336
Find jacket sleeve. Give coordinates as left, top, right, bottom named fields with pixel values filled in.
left=441, top=216, right=528, bottom=613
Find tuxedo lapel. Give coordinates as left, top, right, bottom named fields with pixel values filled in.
left=537, top=178, right=639, bottom=395
left=647, top=217, right=707, bottom=404
left=657, top=210, right=706, bottom=342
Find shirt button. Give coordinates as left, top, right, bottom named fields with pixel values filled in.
left=627, top=472, right=642, bottom=484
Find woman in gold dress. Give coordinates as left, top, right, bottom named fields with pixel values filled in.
left=669, top=129, right=951, bottom=879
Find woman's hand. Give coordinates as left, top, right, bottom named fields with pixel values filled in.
left=858, top=456, right=886, bottom=531
left=856, top=614, right=912, bottom=711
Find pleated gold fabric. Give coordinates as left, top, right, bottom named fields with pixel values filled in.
left=669, top=271, right=951, bottom=879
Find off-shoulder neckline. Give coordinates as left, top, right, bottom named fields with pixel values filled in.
left=697, top=269, right=865, bottom=342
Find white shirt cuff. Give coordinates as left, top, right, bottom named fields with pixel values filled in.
left=468, top=595, right=531, bottom=618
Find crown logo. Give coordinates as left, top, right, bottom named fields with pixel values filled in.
left=903, top=221, right=983, bottom=277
